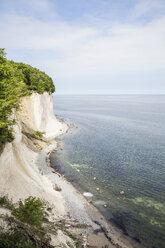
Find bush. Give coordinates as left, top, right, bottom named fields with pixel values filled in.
left=30, top=131, right=45, bottom=140
left=0, top=232, right=37, bottom=248
left=0, top=196, right=54, bottom=248
left=0, top=196, right=7, bottom=206
left=0, top=196, right=82, bottom=248
left=0, top=196, right=14, bottom=210
left=13, top=197, right=46, bottom=227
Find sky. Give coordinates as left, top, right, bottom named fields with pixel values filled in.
left=0, top=0, right=165, bottom=94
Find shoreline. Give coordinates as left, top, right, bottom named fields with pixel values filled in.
left=40, top=121, right=143, bottom=248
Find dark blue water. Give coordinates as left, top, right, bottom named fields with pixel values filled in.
left=51, top=95, right=165, bottom=248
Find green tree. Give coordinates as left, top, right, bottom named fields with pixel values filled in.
left=13, top=196, right=46, bottom=227
left=16, top=63, right=55, bottom=94
left=0, top=49, right=55, bottom=151
left=0, top=52, right=27, bottom=149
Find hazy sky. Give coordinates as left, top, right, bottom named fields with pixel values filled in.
left=0, top=0, right=165, bottom=94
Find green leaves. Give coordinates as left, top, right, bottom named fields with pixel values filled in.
left=16, top=62, right=55, bottom=94
left=13, top=197, right=46, bottom=227
left=0, top=48, right=6, bottom=63
left=0, top=58, right=26, bottom=150
left=0, top=196, right=54, bottom=248
left=0, top=49, right=55, bottom=151
left=30, top=131, right=45, bottom=140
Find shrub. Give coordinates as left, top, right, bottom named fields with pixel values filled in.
left=30, top=131, right=45, bottom=140
left=13, top=197, right=46, bottom=227
left=0, top=196, right=56, bottom=248
left=0, top=196, right=14, bottom=210
left=0, top=232, right=37, bottom=248
left=0, top=196, right=7, bottom=206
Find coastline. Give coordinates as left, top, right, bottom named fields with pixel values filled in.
left=39, top=122, right=143, bottom=248
left=0, top=92, right=143, bottom=247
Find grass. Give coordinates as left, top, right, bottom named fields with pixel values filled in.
left=30, top=131, right=45, bottom=140
left=23, top=131, right=45, bottom=141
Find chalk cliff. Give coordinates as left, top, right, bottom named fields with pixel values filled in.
left=0, top=92, right=67, bottom=215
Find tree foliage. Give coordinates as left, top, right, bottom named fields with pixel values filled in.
left=0, top=49, right=55, bottom=151
left=13, top=197, right=46, bottom=227
left=0, top=196, right=54, bottom=248
left=15, top=63, right=55, bottom=94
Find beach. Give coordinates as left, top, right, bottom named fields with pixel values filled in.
left=35, top=122, right=143, bottom=248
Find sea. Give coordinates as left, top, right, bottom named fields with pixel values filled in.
left=50, top=95, right=165, bottom=248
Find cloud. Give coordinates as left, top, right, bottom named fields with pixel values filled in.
left=131, top=0, right=165, bottom=20
left=6, top=15, right=165, bottom=74
left=0, top=0, right=165, bottom=93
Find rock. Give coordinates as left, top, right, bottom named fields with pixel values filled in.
left=53, top=184, right=62, bottom=191
left=83, top=192, right=93, bottom=197
left=120, top=191, right=125, bottom=195
left=65, top=224, right=71, bottom=228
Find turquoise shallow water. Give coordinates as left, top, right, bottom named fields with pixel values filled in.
left=50, top=95, right=165, bottom=248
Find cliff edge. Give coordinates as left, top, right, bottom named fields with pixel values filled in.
left=0, top=92, right=67, bottom=215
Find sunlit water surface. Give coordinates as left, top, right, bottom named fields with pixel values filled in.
left=50, top=95, right=165, bottom=248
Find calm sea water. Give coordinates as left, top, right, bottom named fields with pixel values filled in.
left=50, top=95, right=165, bottom=248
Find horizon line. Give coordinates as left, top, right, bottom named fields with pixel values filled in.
left=54, top=93, right=165, bottom=96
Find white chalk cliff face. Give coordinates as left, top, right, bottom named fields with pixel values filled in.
left=0, top=92, right=67, bottom=215
left=20, top=92, right=65, bottom=138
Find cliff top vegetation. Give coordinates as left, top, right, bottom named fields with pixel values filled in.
left=0, top=48, right=55, bottom=151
